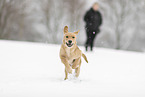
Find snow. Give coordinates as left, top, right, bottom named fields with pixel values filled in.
left=0, top=40, right=145, bottom=97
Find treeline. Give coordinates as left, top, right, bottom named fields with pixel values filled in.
left=0, top=0, right=145, bottom=52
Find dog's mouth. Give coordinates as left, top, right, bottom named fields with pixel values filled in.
left=66, top=42, right=73, bottom=47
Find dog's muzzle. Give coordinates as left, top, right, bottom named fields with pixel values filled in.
left=66, top=42, right=73, bottom=47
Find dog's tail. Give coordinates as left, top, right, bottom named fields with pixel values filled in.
left=82, top=53, right=88, bottom=63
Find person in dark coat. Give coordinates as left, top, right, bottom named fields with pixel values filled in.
left=84, top=2, right=103, bottom=51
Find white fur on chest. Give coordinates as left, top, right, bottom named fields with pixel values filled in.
left=66, top=48, right=73, bottom=65
left=66, top=48, right=71, bottom=57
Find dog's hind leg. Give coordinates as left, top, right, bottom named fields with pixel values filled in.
left=64, top=68, right=68, bottom=80
left=72, top=57, right=81, bottom=69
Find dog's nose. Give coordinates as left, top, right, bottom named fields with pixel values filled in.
left=68, top=40, right=72, bottom=44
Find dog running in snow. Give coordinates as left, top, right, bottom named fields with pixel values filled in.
left=60, top=26, right=88, bottom=80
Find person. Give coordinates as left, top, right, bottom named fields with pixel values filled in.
left=84, top=2, right=103, bottom=51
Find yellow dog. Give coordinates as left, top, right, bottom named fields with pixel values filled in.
left=60, top=26, right=88, bottom=80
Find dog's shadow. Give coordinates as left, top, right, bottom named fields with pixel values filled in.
left=46, top=76, right=91, bottom=84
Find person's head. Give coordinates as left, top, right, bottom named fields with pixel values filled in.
left=92, top=2, right=99, bottom=11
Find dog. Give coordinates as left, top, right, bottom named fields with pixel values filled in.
left=60, top=26, right=88, bottom=80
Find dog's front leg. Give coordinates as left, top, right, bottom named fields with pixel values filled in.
left=60, top=56, right=72, bottom=74
left=72, top=58, right=81, bottom=69
left=75, top=59, right=81, bottom=77
left=64, top=68, right=68, bottom=80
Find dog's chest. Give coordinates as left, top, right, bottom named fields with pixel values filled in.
left=66, top=49, right=71, bottom=57
left=66, top=49, right=74, bottom=64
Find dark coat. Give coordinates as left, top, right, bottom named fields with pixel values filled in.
left=84, top=8, right=102, bottom=31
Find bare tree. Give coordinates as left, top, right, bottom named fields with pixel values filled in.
left=99, top=0, right=144, bottom=51
left=0, top=0, right=17, bottom=38
left=0, top=0, right=43, bottom=42
left=39, top=0, right=87, bottom=44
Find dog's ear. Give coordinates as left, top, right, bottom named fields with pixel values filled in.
left=74, top=30, right=80, bottom=35
left=64, top=26, right=68, bottom=34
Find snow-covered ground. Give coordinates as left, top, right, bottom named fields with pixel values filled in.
left=0, top=40, right=145, bottom=97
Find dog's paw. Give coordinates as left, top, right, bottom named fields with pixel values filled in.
left=64, top=77, right=68, bottom=80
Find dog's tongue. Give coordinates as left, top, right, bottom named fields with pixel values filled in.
left=67, top=43, right=72, bottom=47
left=68, top=44, right=72, bottom=47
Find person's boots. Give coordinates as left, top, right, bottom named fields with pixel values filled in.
left=85, top=46, right=88, bottom=51
left=90, top=46, right=93, bottom=51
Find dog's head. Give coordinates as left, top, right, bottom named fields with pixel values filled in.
left=63, top=26, right=80, bottom=48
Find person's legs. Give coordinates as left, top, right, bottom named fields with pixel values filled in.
left=90, top=35, right=95, bottom=51
left=90, top=30, right=98, bottom=51
left=85, top=37, right=89, bottom=51
left=85, top=28, right=91, bottom=51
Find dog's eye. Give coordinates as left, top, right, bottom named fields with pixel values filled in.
left=66, top=36, right=68, bottom=38
left=72, top=37, right=75, bottom=38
